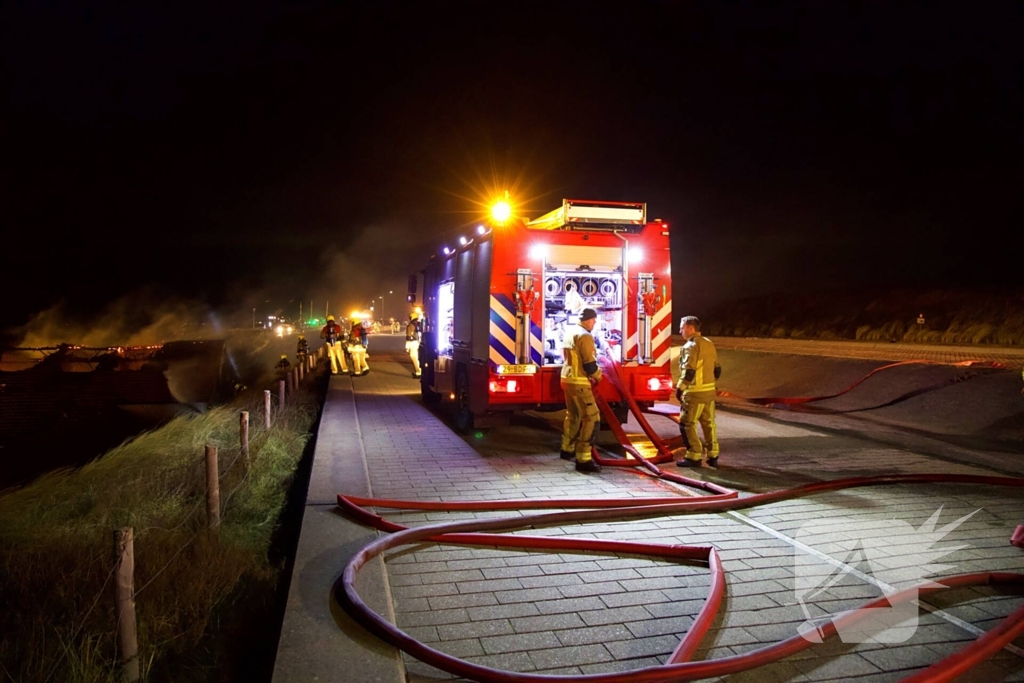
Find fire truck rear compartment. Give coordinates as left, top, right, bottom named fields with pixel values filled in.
left=540, top=245, right=624, bottom=365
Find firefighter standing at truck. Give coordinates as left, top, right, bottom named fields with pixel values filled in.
left=405, top=311, right=422, bottom=378
left=320, top=315, right=349, bottom=375
left=675, top=315, right=722, bottom=468
left=560, top=308, right=603, bottom=473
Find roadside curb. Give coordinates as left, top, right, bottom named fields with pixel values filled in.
left=272, top=375, right=404, bottom=683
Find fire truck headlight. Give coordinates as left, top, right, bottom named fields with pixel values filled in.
left=491, top=200, right=512, bottom=223
left=629, top=247, right=643, bottom=263
left=529, top=244, right=548, bottom=260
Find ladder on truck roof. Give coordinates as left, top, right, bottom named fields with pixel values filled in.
left=526, top=199, right=647, bottom=232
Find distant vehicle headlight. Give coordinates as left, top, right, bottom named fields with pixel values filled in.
left=276, top=325, right=284, bottom=336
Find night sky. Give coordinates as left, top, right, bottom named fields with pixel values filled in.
left=2, top=2, right=1022, bottom=340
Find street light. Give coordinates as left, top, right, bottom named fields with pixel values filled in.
left=379, top=296, right=384, bottom=321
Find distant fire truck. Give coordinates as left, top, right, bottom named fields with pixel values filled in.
left=410, top=198, right=673, bottom=432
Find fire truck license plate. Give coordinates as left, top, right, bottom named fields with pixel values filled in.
left=497, top=364, right=534, bottom=375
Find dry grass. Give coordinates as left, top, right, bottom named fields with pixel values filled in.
left=0, top=374, right=321, bottom=682
left=708, top=287, right=1024, bottom=345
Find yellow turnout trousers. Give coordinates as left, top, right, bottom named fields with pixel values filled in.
left=561, top=381, right=599, bottom=462
left=326, top=341, right=348, bottom=374
left=405, top=340, right=421, bottom=375
left=349, top=343, right=369, bottom=375
left=679, top=390, right=719, bottom=461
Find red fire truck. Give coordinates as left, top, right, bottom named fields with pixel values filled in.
left=411, top=198, right=673, bottom=433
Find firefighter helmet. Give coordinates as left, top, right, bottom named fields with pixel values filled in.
left=326, top=314, right=335, bottom=322
left=280, top=354, right=287, bottom=359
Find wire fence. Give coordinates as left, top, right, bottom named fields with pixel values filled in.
left=6, top=349, right=329, bottom=683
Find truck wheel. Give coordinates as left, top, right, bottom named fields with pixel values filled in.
left=421, top=378, right=441, bottom=405
left=454, top=371, right=474, bottom=434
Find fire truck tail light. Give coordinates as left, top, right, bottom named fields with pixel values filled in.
left=489, top=377, right=522, bottom=394
left=642, top=376, right=673, bottom=393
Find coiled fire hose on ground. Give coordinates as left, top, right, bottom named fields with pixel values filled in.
left=337, top=357, right=1024, bottom=682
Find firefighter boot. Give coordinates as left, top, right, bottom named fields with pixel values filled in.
left=559, top=450, right=574, bottom=461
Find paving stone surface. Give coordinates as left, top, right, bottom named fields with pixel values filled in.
left=298, top=340, right=1024, bottom=682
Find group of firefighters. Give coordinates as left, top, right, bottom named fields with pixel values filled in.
left=559, top=309, right=720, bottom=474
left=319, top=315, right=372, bottom=376
left=301, top=312, right=422, bottom=378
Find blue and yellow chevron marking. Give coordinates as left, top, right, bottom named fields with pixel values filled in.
left=490, top=294, right=543, bottom=367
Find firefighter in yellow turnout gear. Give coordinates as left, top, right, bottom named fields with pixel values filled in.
left=675, top=315, right=722, bottom=468
left=560, top=308, right=603, bottom=473
left=320, top=315, right=348, bottom=375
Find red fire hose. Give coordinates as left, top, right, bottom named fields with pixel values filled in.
left=718, top=359, right=1008, bottom=406
left=339, top=490, right=1024, bottom=683
left=336, top=357, right=1024, bottom=682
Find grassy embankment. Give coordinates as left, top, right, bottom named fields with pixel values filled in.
left=707, top=288, right=1024, bottom=345
left=0, top=368, right=323, bottom=682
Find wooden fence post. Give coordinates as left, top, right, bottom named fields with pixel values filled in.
left=205, top=445, right=220, bottom=530
left=278, top=380, right=286, bottom=411
left=286, top=370, right=294, bottom=395
left=239, top=411, right=249, bottom=468
left=298, top=361, right=304, bottom=382
left=264, top=390, right=271, bottom=428
left=114, top=528, right=139, bottom=683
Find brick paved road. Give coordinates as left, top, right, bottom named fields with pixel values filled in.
left=280, top=342, right=1024, bottom=682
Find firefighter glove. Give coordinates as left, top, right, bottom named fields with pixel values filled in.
left=675, top=387, right=683, bottom=402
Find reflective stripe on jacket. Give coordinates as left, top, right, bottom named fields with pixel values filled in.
left=677, top=333, right=718, bottom=394
left=561, top=324, right=602, bottom=385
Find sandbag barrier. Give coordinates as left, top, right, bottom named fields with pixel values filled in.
left=336, top=357, right=1024, bottom=682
